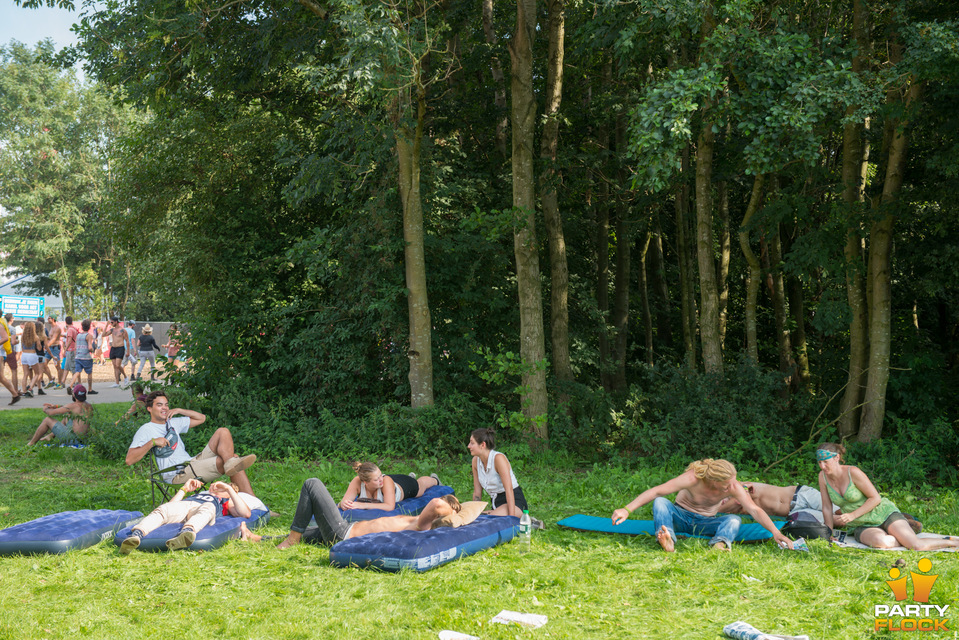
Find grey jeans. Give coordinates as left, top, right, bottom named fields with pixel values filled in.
left=289, top=478, right=352, bottom=544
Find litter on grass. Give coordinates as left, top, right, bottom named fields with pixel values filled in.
left=490, top=610, right=548, bottom=628
left=723, top=620, right=810, bottom=640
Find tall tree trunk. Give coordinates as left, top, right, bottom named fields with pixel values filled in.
left=675, top=145, right=697, bottom=369
left=638, top=231, right=654, bottom=366
left=509, top=0, right=548, bottom=441
left=611, top=209, right=631, bottom=390
left=764, top=218, right=796, bottom=388
left=858, top=80, right=922, bottom=443
left=838, top=0, right=870, bottom=439
left=397, top=84, right=434, bottom=408
left=695, top=117, right=723, bottom=375
left=782, top=221, right=811, bottom=388
left=786, top=272, right=810, bottom=388
left=611, top=114, right=631, bottom=390
left=539, top=0, right=572, bottom=394
left=595, top=65, right=612, bottom=390
left=716, top=181, right=731, bottom=349
left=647, top=215, right=672, bottom=350
left=738, top=174, right=765, bottom=363
left=481, top=0, right=508, bottom=160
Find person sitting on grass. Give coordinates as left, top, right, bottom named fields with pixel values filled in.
left=816, top=442, right=958, bottom=551
left=27, top=384, right=92, bottom=445
left=125, top=390, right=257, bottom=495
left=121, top=383, right=148, bottom=420
left=238, top=477, right=460, bottom=548
left=338, top=461, right=442, bottom=511
left=611, top=458, right=793, bottom=551
left=468, top=428, right=543, bottom=528
left=120, top=478, right=252, bottom=553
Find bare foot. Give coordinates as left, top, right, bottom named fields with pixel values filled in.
left=711, top=541, right=730, bottom=551
left=276, top=531, right=302, bottom=550
left=239, top=522, right=261, bottom=542
left=656, top=525, right=675, bottom=552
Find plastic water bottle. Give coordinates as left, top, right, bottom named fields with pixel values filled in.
left=518, top=510, right=532, bottom=553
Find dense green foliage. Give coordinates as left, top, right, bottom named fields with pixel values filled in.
left=4, top=0, right=959, bottom=471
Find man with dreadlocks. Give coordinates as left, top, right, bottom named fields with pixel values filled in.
left=611, top=458, right=792, bottom=551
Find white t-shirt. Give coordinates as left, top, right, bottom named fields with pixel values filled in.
left=130, top=416, right=192, bottom=482
left=239, top=492, right=267, bottom=513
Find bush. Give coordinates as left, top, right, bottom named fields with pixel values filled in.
left=210, top=376, right=493, bottom=460
left=845, top=415, right=959, bottom=487
left=607, top=357, right=817, bottom=470
left=87, top=405, right=139, bottom=461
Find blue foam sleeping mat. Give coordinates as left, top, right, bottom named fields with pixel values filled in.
left=112, top=509, right=270, bottom=552
left=329, top=514, right=519, bottom=572
left=338, top=485, right=455, bottom=522
left=557, top=514, right=785, bottom=542
left=0, top=509, right=143, bottom=556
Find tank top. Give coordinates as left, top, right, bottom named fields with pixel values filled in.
left=825, top=470, right=899, bottom=527
left=0, top=317, right=12, bottom=355
left=76, top=331, right=92, bottom=360
left=476, top=450, right=519, bottom=498
left=358, top=481, right=401, bottom=502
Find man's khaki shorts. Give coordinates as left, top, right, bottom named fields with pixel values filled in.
left=171, top=445, right=221, bottom=484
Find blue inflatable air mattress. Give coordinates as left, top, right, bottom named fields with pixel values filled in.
left=113, top=509, right=270, bottom=552
left=338, top=485, right=455, bottom=521
left=557, top=514, right=785, bottom=542
left=0, top=509, right=143, bottom=556
left=329, top=514, right=519, bottom=572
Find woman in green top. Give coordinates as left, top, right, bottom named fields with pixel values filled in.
left=817, top=442, right=959, bottom=550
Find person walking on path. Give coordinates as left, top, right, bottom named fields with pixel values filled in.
left=60, top=317, right=78, bottom=388
left=69, top=319, right=98, bottom=395
left=45, top=316, right=63, bottom=389
left=135, top=324, right=161, bottom=380
left=121, top=320, right=138, bottom=385
left=0, top=316, right=20, bottom=405
left=107, top=318, right=130, bottom=387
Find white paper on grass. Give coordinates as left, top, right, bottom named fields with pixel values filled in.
left=490, top=610, right=548, bottom=628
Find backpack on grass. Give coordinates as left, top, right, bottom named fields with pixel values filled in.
left=780, top=509, right=831, bottom=541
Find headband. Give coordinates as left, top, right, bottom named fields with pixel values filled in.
left=816, top=449, right=839, bottom=461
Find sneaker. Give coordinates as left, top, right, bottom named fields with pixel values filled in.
left=8, top=395, right=20, bottom=406
left=37, top=388, right=46, bottom=396
left=22, top=390, right=32, bottom=398
left=45, top=381, right=56, bottom=389
left=120, top=534, right=142, bottom=555
left=87, top=390, right=98, bottom=395
left=224, top=454, right=256, bottom=477
left=109, top=383, right=120, bottom=388
left=430, top=473, right=442, bottom=486
left=531, top=517, right=545, bottom=530
left=166, top=528, right=196, bottom=551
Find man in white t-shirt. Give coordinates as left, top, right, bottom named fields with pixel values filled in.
left=125, top=390, right=257, bottom=495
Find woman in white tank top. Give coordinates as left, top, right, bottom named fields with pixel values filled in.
left=338, top=461, right=440, bottom=511
left=469, top=428, right=529, bottom=517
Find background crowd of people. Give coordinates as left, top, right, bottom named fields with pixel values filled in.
left=0, top=313, right=185, bottom=406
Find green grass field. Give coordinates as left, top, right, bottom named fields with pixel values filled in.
left=1, top=405, right=956, bottom=639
